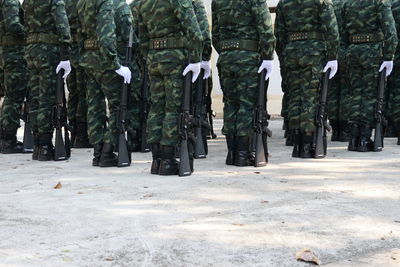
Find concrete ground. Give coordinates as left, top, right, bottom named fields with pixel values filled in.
left=0, top=119, right=399, bottom=267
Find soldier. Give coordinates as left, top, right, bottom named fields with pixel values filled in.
left=138, top=0, right=202, bottom=175
left=328, top=0, right=349, bottom=142
left=275, top=0, right=339, bottom=158
left=342, top=0, right=398, bottom=152
left=213, top=0, right=275, bottom=166
left=23, top=0, right=72, bottom=161
left=76, top=0, right=131, bottom=167
left=387, top=0, right=400, bottom=145
left=65, top=0, right=91, bottom=148
left=0, top=0, right=28, bottom=154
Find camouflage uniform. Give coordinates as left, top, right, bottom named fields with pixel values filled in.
left=0, top=68, right=4, bottom=98
left=275, top=0, right=339, bottom=156
left=76, top=0, right=123, bottom=152
left=65, top=0, right=90, bottom=148
left=328, top=0, right=349, bottom=141
left=23, top=0, right=71, bottom=158
left=386, top=0, right=400, bottom=142
left=341, top=0, right=397, bottom=149
left=0, top=0, right=27, bottom=151
left=138, top=0, right=202, bottom=147
left=212, top=0, right=275, bottom=136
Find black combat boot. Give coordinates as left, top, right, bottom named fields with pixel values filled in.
left=384, top=120, right=397, bottom=137
left=150, top=143, right=161, bottom=174
left=99, top=143, right=118, bottom=167
left=338, top=121, right=350, bottom=142
left=348, top=124, right=360, bottom=151
left=225, top=135, right=237, bottom=165
left=73, top=122, right=92, bottom=148
left=235, top=136, right=254, bottom=167
left=300, top=134, right=315, bottom=158
left=1, top=129, right=24, bottom=154
left=357, top=126, right=374, bottom=152
left=330, top=120, right=339, bottom=141
left=291, top=129, right=301, bottom=158
left=32, top=133, right=40, bottom=160
left=286, top=130, right=294, bottom=146
left=38, top=133, right=55, bottom=161
left=70, top=120, right=76, bottom=148
left=92, top=143, right=103, bottom=166
left=159, top=145, right=179, bottom=175
left=397, top=133, right=400, bottom=146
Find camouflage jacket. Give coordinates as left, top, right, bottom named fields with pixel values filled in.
left=193, top=0, right=212, bottom=61
left=212, top=0, right=276, bottom=60
left=341, top=0, right=398, bottom=61
left=0, top=0, right=26, bottom=42
left=77, top=0, right=120, bottom=71
left=138, top=0, right=203, bottom=63
left=114, top=0, right=138, bottom=61
left=65, top=0, right=79, bottom=39
left=332, top=0, right=343, bottom=36
left=23, top=0, right=71, bottom=59
left=275, top=0, right=339, bottom=61
left=391, top=0, right=400, bottom=61
left=129, top=0, right=140, bottom=38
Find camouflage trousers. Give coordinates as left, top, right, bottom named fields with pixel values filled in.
left=25, top=44, right=59, bottom=134
left=67, top=65, right=88, bottom=125
left=147, top=61, right=185, bottom=146
left=346, top=55, right=380, bottom=127
left=85, top=68, right=122, bottom=146
left=386, top=61, right=400, bottom=130
left=328, top=60, right=349, bottom=122
left=0, top=46, right=28, bottom=133
left=128, top=60, right=141, bottom=131
left=0, top=67, right=4, bottom=97
left=285, top=52, right=325, bottom=135
left=280, top=66, right=290, bottom=125
left=219, top=61, right=259, bottom=137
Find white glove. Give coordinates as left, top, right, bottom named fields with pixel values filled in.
left=257, top=60, right=274, bottom=80
left=56, top=60, right=71, bottom=79
left=323, top=60, right=338, bottom=79
left=200, top=61, right=211, bottom=79
left=115, top=66, right=132, bottom=84
left=182, top=62, right=201, bottom=83
left=379, top=61, right=394, bottom=77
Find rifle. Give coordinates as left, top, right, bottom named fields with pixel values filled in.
left=254, top=69, right=272, bottom=167
left=315, top=69, right=331, bottom=158
left=117, top=27, right=134, bottom=167
left=53, top=70, right=72, bottom=161
left=22, top=90, right=34, bottom=153
left=205, top=78, right=217, bottom=139
left=179, top=68, right=193, bottom=176
left=139, top=63, right=150, bottom=153
left=193, top=70, right=206, bottom=159
left=374, top=68, right=386, bottom=152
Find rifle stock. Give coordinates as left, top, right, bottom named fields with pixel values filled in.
left=22, top=91, right=34, bottom=153
left=205, top=78, right=217, bottom=139
left=193, top=70, right=206, bottom=159
left=179, top=71, right=193, bottom=176
left=374, top=69, right=386, bottom=152
left=315, top=70, right=330, bottom=158
left=54, top=70, right=69, bottom=161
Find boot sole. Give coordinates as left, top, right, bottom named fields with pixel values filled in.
left=158, top=170, right=179, bottom=175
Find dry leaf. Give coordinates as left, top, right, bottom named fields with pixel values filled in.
left=296, top=248, right=321, bottom=265
left=105, top=257, right=114, bottom=261
left=54, top=182, right=62, bottom=189
left=232, top=223, right=245, bottom=226
left=77, top=192, right=84, bottom=194
left=261, top=200, right=269, bottom=204
left=254, top=172, right=260, bottom=174
left=143, top=193, right=154, bottom=198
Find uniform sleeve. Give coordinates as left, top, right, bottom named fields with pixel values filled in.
left=274, top=2, right=286, bottom=59
left=174, top=0, right=203, bottom=63
left=96, top=0, right=120, bottom=70
left=378, top=0, right=398, bottom=61
left=3, top=0, right=26, bottom=39
left=52, top=0, right=72, bottom=60
left=193, top=0, right=212, bottom=61
left=251, top=0, right=276, bottom=60
left=319, top=0, right=339, bottom=61
left=138, top=2, right=149, bottom=61
left=211, top=1, right=220, bottom=54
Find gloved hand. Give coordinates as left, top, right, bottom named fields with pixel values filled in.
left=379, top=61, right=394, bottom=77
left=56, top=60, right=71, bottom=79
left=200, top=61, right=211, bottom=79
left=323, top=60, right=338, bottom=79
left=257, top=60, right=274, bottom=80
left=115, top=66, right=132, bottom=84
left=182, top=62, right=201, bottom=83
